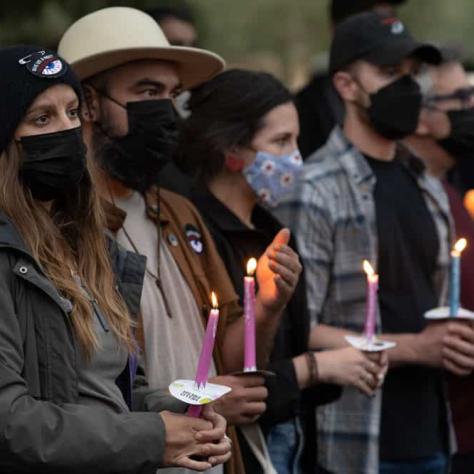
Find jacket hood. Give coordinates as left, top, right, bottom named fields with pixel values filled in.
left=0, top=210, right=33, bottom=256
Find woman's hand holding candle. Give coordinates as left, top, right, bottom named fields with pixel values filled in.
left=256, top=228, right=302, bottom=312
left=222, top=228, right=303, bottom=373
left=161, top=409, right=230, bottom=471
left=209, top=374, right=268, bottom=425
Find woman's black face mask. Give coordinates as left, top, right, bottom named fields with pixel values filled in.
left=19, top=127, right=87, bottom=201
left=95, top=94, right=179, bottom=193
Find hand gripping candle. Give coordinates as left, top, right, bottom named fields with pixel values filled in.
left=188, top=292, right=219, bottom=418
left=449, top=238, right=467, bottom=317
left=363, top=260, right=379, bottom=341
left=244, top=258, right=257, bottom=372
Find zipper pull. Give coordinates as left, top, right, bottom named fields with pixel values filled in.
left=72, top=272, right=110, bottom=332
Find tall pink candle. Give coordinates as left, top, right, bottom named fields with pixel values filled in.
left=188, top=292, right=219, bottom=418
left=363, top=260, right=379, bottom=340
left=244, top=258, right=257, bottom=372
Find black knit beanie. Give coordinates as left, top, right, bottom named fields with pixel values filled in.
left=0, top=45, right=83, bottom=154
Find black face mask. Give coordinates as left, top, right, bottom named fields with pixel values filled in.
left=365, top=75, right=423, bottom=140
left=96, top=97, right=179, bottom=192
left=20, top=127, right=86, bottom=201
left=438, top=108, right=474, bottom=158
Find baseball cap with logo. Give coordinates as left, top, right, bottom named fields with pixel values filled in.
left=329, top=11, right=441, bottom=74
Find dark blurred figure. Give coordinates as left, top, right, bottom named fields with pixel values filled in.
left=145, top=5, right=199, bottom=194
left=145, top=4, right=198, bottom=47
left=295, top=0, right=407, bottom=158
left=404, top=50, right=474, bottom=474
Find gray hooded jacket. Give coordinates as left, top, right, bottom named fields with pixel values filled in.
left=0, top=212, right=171, bottom=473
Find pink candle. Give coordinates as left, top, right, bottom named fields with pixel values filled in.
left=188, top=292, right=219, bottom=418
left=363, top=260, right=379, bottom=340
left=244, top=258, right=257, bottom=372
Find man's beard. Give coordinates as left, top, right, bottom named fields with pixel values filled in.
left=90, top=123, right=166, bottom=193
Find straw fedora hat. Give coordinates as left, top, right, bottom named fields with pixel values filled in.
left=58, top=7, right=225, bottom=89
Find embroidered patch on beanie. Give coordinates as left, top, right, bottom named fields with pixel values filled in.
left=18, top=50, right=66, bottom=78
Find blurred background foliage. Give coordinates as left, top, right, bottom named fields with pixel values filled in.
left=0, top=0, right=471, bottom=88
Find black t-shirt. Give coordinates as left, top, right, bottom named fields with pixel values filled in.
left=365, top=155, right=447, bottom=461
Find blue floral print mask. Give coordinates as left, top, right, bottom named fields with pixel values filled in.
left=243, top=149, right=303, bottom=207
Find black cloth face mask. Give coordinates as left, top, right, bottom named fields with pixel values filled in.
left=364, top=75, right=423, bottom=140
left=96, top=95, right=179, bottom=192
left=438, top=108, right=474, bottom=192
left=438, top=108, right=474, bottom=158
left=20, top=127, right=86, bottom=201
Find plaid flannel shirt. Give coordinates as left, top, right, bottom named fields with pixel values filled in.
left=274, top=126, right=453, bottom=473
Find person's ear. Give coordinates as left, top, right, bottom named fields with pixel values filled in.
left=333, top=71, right=359, bottom=102
left=224, top=151, right=245, bottom=172
left=81, top=84, right=101, bottom=123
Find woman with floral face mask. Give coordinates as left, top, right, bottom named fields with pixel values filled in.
left=177, top=69, right=387, bottom=474
left=0, top=45, right=231, bottom=474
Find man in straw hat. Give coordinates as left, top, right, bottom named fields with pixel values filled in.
left=59, top=7, right=303, bottom=473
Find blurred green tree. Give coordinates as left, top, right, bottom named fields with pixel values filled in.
left=0, top=0, right=472, bottom=85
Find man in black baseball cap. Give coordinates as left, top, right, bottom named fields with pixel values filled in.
left=296, top=0, right=410, bottom=159
left=329, top=10, right=440, bottom=140
left=275, top=10, right=461, bottom=474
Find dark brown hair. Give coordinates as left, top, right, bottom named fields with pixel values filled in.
left=176, top=68, right=292, bottom=184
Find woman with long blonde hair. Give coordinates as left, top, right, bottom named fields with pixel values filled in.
left=0, top=45, right=230, bottom=474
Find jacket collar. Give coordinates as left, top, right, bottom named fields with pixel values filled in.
left=0, top=210, right=35, bottom=256
left=103, top=187, right=170, bottom=233
left=0, top=210, right=73, bottom=313
left=191, top=187, right=281, bottom=236
left=325, top=126, right=426, bottom=186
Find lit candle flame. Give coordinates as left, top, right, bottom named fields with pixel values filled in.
left=211, top=291, right=218, bottom=309
left=464, top=190, right=474, bottom=219
left=247, top=258, right=257, bottom=276
left=363, top=260, right=378, bottom=282
left=363, top=260, right=375, bottom=277
left=454, top=238, right=467, bottom=254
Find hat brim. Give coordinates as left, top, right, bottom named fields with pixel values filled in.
left=71, top=46, right=225, bottom=89
left=365, top=39, right=442, bottom=67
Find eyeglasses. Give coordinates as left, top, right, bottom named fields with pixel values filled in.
left=424, top=86, right=474, bottom=110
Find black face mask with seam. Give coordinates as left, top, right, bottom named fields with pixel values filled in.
left=364, top=75, right=423, bottom=140
left=20, top=127, right=86, bottom=201
left=96, top=97, right=179, bottom=192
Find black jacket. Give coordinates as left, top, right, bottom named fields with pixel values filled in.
left=0, top=212, right=168, bottom=474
